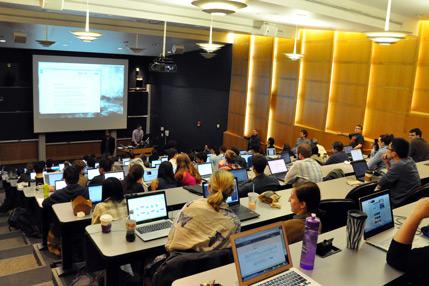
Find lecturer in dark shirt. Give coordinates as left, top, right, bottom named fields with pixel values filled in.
left=244, top=129, right=261, bottom=151
left=239, top=155, right=280, bottom=197
left=101, top=130, right=115, bottom=156
left=338, top=124, right=364, bottom=149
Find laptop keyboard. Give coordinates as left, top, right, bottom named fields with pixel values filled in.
left=259, top=271, right=311, bottom=286
left=136, top=221, right=172, bottom=234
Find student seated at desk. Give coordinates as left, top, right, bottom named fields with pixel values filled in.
left=195, top=152, right=207, bottom=164
left=46, top=159, right=55, bottom=173
left=122, top=164, right=144, bottom=195
left=238, top=155, right=280, bottom=197
left=72, top=160, right=88, bottom=187
left=165, top=170, right=240, bottom=252
left=284, top=182, right=321, bottom=244
left=151, top=161, right=177, bottom=191
left=17, top=163, right=33, bottom=183
left=92, top=177, right=128, bottom=225
left=168, top=148, right=178, bottom=169
left=324, top=141, right=349, bottom=165
left=218, top=150, right=241, bottom=171
left=368, top=134, right=393, bottom=171
left=139, top=153, right=151, bottom=168
left=34, top=161, right=45, bottom=185
left=88, top=158, right=113, bottom=186
left=387, top=198, right=429, bottom=284
left=310, top=144, right=324, bottom=166
left=231, top=146, right=248, bottom=169
left=247, top=145, right=263, bottom=168
left=175, top=154, right=202, bottom=187
left=285, top=144, right=323, bottom=185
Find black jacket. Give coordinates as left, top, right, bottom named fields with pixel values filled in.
left=101, top=136, right=116, bottom=155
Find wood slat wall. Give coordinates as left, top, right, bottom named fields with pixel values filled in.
left=0, top=142, right=38, bottom=164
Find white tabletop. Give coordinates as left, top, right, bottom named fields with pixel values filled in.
left=53, top=202, right=92, bottom=223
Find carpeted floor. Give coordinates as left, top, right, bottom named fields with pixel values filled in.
left=0, top=254, right=39, bottom=276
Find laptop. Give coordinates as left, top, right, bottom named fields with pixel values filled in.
left=229, top=168, right=249, bottom=183
left=197, top=162, right=213, bottom=180
left=30, top=172, right=36, bottom=180
left=241, top=154, right=252, bottom=163
left=44, top=172, right=63, bottom=185
left=266, top=148, right=276, bottom=156
left=202, top=179, right=259, bottom=221
left=160, top=156, right=168, bottom=162
left=267, top=159, right=288, bottom=182
left=183, top=184, right=204, bottom=196
left=351, top=160, right=368, bottom=182
left=51, top=166, right=60, bottom=171
left=350, top=149, right=364, bottom=161
left=240, top=150, right=247, bottom=155
left=104, top=171, right=125, bottom=181
left=122, top=158, right=130, bottom=165
left=88, top=185, right=103, bottom=205
left=231, top=221, right=321, bottom=286
left=54, top=180, right=67, bottom=191
left=87, top=168, right=100, bottom=181
left=59, top=163, right=65, bottom=171
left=344, top=145, right=353, bottom=157
left=151, top=160, right=162, bottom=168
left=281, top=152, right=292, bottom=165
left=143, top=169, right=158, bottom=182
left=126, top=191, right=173, bottom=241
left=207, top=153, right=212, bottom=162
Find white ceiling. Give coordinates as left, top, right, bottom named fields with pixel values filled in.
left=0, top=0, right=426, bottom=56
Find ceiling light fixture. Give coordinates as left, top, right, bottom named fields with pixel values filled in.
left=70, top=0, right=103, bottom=42
left=191, top=0, right=247, bottom=16
left=36, top=25, right=56, bottom=47
left=197, top=15, right=224, bottom=57
left=284, top=24, right=304, bottom=61
left=364, top=0, right=411, bottom=45
left=129, top=34, right=145, bottom=53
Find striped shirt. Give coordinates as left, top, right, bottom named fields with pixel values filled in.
left=284, top=158, right=323, bottom=185
left=91, top=199, right=128, bottom=225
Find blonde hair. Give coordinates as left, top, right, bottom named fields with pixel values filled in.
left=207, top=170, right=235, bottom=211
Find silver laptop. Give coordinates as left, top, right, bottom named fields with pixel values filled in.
left=88, top=185, right=103, bottom=204
left=266, top=148, right=276, bottom=156
left=197, top=162, right=213, bottom=180
left=231, top=222, right=321, bottom=286
left=267, top=158, right=288, bottom=182
left=54, top=180, right=67, bottom=191
left=126, top=191, right=172, bottom=241
left=44, top=172, right=63, bottom=185
left=104, top=171, right=125, bottom=181
left=350, top=149, right=364, bottom=161
left=351, top=160, right=368, bottom=182
left=87, top=168, right=100, bottom=180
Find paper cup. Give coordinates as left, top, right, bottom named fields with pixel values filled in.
left=248, top=192, right=257, bottom=209
left=346, top=210, right=367, bottom=250
left=100, top=214, right=113, bottom=233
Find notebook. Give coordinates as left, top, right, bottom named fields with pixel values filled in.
left=351, top=160, right=368, bottom=182
left=350, top=149, right=364, bottom=161
left=229, top=168, right=249, bottom=183
left=54, top=180, right=67, bottom=191
left=151, top=160, right=162, bottom=168
left=87, top=168, right=100, bottom=181
left=267, top=159, right=288, bottom=182
left=104, top=171, right=125, bottom=181
left=44, top=172, right=63, bottom=185
left=88, top=185, right=103, bottom=204
left=143, top=169, right=158, bottom=182
left=231, top=222, right=321, bottom=286
left=197, top=162, right=213, bottom=180
left=126, top=191, right=173, bottom=241
left=202, top=179, right=259, bottom=222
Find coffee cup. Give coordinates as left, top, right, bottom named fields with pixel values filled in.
left=346, top=210, right=367, bottom=250
left=100, top=214, right=113, bottom=233
left=364, top=170, right=373, bottom=183
left=248, top=192, right=257, bottom=209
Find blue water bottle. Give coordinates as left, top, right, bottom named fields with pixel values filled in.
left=300, top=213, right=320, bottom=270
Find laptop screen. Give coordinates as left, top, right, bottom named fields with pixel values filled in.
left=127, top=192, right=168, bottom=223
left=151, top=160, right=162, bottom=168
left=241, top=154, right=251, bottom=162
left=104, top=171, right=125, bottom=181
left=143, top=169, right=158, bottom=182
left=344, top=145, right=353, bottom=155
left=197, top=163, right=213, bottom=176
left=359, top=190, right=394, bottom=239
left=351, top=160, right=368, bottom=178
left=122, top=158, right=130, bottom=165
left=229, top=169, right=248, bottom=183
left=87, top=168, right=100, bottom=180
left=88, top=185, right=103, bottom=203
left=267, top=159, right=288, bottom=175
left=59, top=163, right=65, bottom=171
left=54, top=180, right=67, bottom=191
left=207, top=153, right=212, bottom=162
left=267, top=148, right=276, bottom=156
left=44, top=172, right=63, bottom=185
left=281, top=153, right=291, bottom=164
left=351, top=149, right=364, bottom=161
left=161, top=157, right=168, bottom=162
left=30, top=172, right=36, bottom=180
left=202, top=178, right=239, bottom=205
left=240, top=150, right=247, bottom=155
left=51, top=166, right=60, bottom=171
left=233, top=223, right=290, bottom=283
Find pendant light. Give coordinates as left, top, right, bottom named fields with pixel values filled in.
left=284, top=24, right=304, bottom=61
left=70, top=0, right=103, bottom=42
left=197, top=15, right=224, bottom=57
left=36, top=25, right=56, bottom=47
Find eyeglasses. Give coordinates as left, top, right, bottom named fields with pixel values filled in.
left=387, top=147, right=394, bottom=152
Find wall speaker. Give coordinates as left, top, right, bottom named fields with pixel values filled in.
left=40, top=0, right=64, bottom=10
left=260, top=23, right=278, bottom=37
left=13, top=32, right=27, bottom=44
left=172, top=44, right=185, bottom=54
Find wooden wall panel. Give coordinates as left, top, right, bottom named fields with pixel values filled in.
left=223, top=132, right=248, bottom=150
left=406, top=114, right=429, bottom=138
left=46, top=142, right=101, bottom=161
left=0, top=142, right=38, bottom=164
left=411, top=22, right=429, bottom=115
left=270, top=121, right=293, bottom=148
left=227, top=113, right=245, bottom=135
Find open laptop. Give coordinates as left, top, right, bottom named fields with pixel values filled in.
left=281, top=152, right=292, bottom=165
left=344, top=145, right=353, bottom=157
left=241, top=154, right=252, bottom=164
left=202, top=179, right=259, bottom=221
left=87, top=168, right=100, bottom=181
left=160, top=156, right=168, bottom=162
left=126, top=191, right=173, bottom=241
left=104, top=171, right=125, bottom=181
left=350, top=149, right=364, bottom=161
left=197, top=162, right=213, bottom=180
left=231, top=222, right=321, bottom=286
left=229, top=168, right=249, bottom=183
left=267, top=158, right=288, bottom=182
left=143, top=169, right=158, bottom=182
left=151, top=160, right=162, bottom=168
left=59, top=163, right=65, bottom=171
left=351, top=160, right=368, bottom=182
left=30, top=172, right=36, bottom=180
left=266, top=148, right=276, bottom=156
left=207, top=153, right=212, bottom=162
left=54, top=180, right=67, bottom=191
left=88, top=185, right=103, bottom=205
left=44, top=172, right=63, bottom=185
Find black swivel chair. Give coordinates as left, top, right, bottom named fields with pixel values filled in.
left=345, top=182, right=378, bottom=208
left=401, top=183, right=429, bottom=206
left=318, top=199, right=356, bottom=233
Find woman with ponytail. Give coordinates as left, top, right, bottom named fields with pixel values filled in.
left=121, top=164, right=144, bottom=195
left=165, top=170, right=241, bottom=252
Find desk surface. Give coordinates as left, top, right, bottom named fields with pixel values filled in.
left=173, top=202, right=429, bottom=286
left=53, top=202, right=92, bottom=223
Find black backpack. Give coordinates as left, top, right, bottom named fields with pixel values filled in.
left=8, top=207, right=41, bottom=238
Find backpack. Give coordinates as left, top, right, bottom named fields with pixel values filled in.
left=8, top=207, right=41, bottom=238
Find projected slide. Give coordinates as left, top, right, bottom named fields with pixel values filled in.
left=33, top=55, right=128, bottom=133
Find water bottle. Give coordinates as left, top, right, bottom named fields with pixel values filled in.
left=43, top=183, right=49, bottom=198
left=300, top=213, right=320, bottom=270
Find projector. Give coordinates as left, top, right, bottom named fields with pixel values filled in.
left=149, top=57, right=177, bottom=73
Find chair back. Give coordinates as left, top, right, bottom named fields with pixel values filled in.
left=401, top=183, right=429, bottom=206
left=345, top=182, right=378, bottom=208
left=319, top=199, right=356, bottom=233
left=421, top=177, right=429, bottom=186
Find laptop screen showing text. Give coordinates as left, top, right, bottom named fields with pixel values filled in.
left=229, top=169, right=248, bottom=182
left=128, top=193, right=168, bottom=223
left=360, top=191, right=393, bottom=237
left=143, top=169, right=158, bottom=182
left=267, top=148, right=275, bottom=156
left=104, top=171, right=125, bottom=181
left=88, top=168, right=100, bottom=180
left=351, top=149, right=364, bottom=161
left=352, top=160, right=368, bottom=178
left=197, top=163, right=213, bottom=176
left=235, top=225, right=290, bottom=282
left=203, top=180, right=239, bottom=204
left=88, top=185, right=103, bottom=203
left=268, top=159, right=287, bottom=174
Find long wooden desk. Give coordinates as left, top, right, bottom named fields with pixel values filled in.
left=173, top=202, right=429, bottom=286
left=117, top=146, right=154, bottom=156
